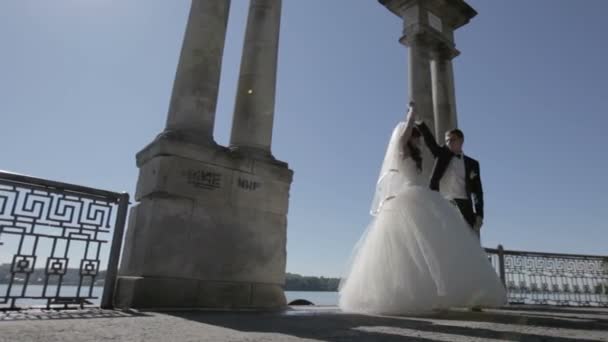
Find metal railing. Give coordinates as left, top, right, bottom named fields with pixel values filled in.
left=2, top=169, right=605, bottom=309
left=0, top=171, right=129, bottom=310
left=486, top=245, right=608, bottom=307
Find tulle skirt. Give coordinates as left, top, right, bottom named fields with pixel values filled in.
left=338, top=185, right=507, bottom=315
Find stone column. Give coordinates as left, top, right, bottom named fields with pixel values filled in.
left=229, top=0, right=282, bottom=158
left=402, top=33, right=435, bottom=177
left=431, top=45, right=458, bottom=139
left=445, top=60, right=459, bottom=130
left=164, top=0, right=231, bottom=145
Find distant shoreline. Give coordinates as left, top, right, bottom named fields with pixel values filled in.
left=0, top=267, right=340, bottom=292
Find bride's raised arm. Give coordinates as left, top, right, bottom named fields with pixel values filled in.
left=399, top=102, right=417, bottom=157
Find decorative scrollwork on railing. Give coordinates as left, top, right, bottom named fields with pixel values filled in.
left=0, top=171, right=129, bottom=310
left=486, top=246, right=608, bottom=307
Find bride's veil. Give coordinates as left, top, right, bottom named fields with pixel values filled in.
left=338, top=121, right=407, bottom=293
left=369, top=121, right=407, bottom=216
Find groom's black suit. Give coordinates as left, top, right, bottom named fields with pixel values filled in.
left=416, top=122, right=484, bottom=229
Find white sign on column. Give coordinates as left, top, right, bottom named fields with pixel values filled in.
left=428, top=11, right=443, bottom=33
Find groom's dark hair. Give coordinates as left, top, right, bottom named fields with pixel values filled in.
left=446, top=129, right=464, bottom=140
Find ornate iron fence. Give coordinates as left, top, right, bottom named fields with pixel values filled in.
left=0, top=171, right=129, bottom=310
left=486, top=245, right=608, bottom=307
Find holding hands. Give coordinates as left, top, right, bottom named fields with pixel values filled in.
left=474, top=216, right=483, bottom=232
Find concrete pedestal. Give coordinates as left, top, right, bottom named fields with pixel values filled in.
left=115, top=137, right=292, bottom=309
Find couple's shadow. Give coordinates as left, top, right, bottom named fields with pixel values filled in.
left=166, top=306, right=608, bottom=342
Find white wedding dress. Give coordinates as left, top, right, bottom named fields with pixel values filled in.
left=338, top=122, right=507, bottom=315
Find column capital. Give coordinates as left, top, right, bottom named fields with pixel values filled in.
left=379, top=0, right=477, bottom=31
left=399, top=30, right=433, bottom=49
left=429, top=42, right=460, bottom=60
left=400, top=28, right=459, bottom=61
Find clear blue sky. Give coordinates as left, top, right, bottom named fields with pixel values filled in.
left=1, top=0, right=606, bottom=277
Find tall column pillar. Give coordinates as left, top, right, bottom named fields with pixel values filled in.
left=230, top=0, right=282, bottom=158
left=445, top=60, right=459, bottom=131
left=402, top=33, right=435, bottom=177
left=164, top=0, right=231, bottom=145
left=431, top=45, right=458, bottom=139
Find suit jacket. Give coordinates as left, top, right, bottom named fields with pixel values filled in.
left=417, top=122, right=484, bottom=218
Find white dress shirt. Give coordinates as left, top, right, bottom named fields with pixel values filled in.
left=439, top=154, right=468, bottom=200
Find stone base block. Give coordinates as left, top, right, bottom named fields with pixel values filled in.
left=114, top=276, right=286, bottom=309
left=115, top=139, right=293, bottom=310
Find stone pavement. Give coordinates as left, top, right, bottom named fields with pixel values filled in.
left=1, top=305, right=607, bottom=342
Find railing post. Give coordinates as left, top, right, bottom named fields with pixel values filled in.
left=101, top=192, right=130, bottom=309
left=498, top=244, right=506, bottom=286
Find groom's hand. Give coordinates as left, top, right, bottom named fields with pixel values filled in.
left=474, top=216, right=483, bottom=231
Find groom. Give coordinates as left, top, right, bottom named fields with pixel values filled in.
left=415, top=121, right=484, bottom=239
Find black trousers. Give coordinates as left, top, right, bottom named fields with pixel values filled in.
left=453, top=198, right=476, bottom=230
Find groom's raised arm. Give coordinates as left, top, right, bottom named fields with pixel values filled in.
left=415, top=122, right=441, bottom=157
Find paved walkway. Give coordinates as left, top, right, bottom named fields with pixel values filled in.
left=1, top=305, right=607, bottom=341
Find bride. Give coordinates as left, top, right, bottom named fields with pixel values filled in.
left=338, top=104, right=507, bottom=315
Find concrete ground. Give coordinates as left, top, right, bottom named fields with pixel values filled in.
left=1, top=305, right=607, bottom=342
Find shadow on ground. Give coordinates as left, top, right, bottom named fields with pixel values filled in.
left=165, top=306, right=608, bottom=342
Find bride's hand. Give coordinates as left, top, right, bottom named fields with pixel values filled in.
left=406, top=103, right=416, bottom=120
